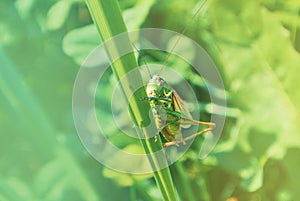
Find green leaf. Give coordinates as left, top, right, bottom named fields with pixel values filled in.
left=34, top=159, right=66, bottom=197
left=46, top=0, right=73, bottom=30
left=210, top=0, right=300, bottom=157
left=240, top=165, right=263, bottom=192
left=208, top=0, right=300, bottom=192
left=15, top=0, right=34, bottom=19
left=63, top=25, right=102, bottom=66
left=122, top=0, right=156, bottom=30
left=0, top=177, right=34, bottom=201
left=282, top=148, right=300, bottom=200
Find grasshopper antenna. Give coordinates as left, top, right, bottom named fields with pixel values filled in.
left=158, top=0, right=207, bottom=76
left=132, top=42, right=152, bottom=79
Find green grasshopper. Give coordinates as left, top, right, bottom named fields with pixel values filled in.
left=143, top=72, right=215, bottom=147
left=137, top=0, right=215, bottom=147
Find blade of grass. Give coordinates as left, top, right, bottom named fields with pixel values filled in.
left=170, top=162, right=197, bottom=201
left=84, top=0, right=179, bottom=200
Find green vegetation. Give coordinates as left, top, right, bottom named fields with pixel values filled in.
left=1, top=0, right=300, bottom=201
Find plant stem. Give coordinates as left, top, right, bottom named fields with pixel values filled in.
left=84, top=0, right=179, bottom=200
left=171, top=161, right=197, bottom=201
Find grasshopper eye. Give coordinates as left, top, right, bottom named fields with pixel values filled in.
left=158, top=77, right=164, bottom=86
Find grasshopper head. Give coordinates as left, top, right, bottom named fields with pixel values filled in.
left=146, top=75, right=166, bottom=96
left=149, top=75, right=165, bottom=86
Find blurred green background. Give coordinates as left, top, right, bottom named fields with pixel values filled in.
left=1, top=0, right=300, bottom=200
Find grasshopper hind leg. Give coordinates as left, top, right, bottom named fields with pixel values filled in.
left=163, top=118, right=215, bottom=147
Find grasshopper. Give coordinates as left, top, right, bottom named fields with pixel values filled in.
left=143, top=73, right=215, bottom=147
left=137, top=0, right=215, bottom=147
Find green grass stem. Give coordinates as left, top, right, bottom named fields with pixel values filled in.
left=84, top=0, right=179, bottom=200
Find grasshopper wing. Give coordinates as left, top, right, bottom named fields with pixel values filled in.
left=172, top=90, right=193, bottom=128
